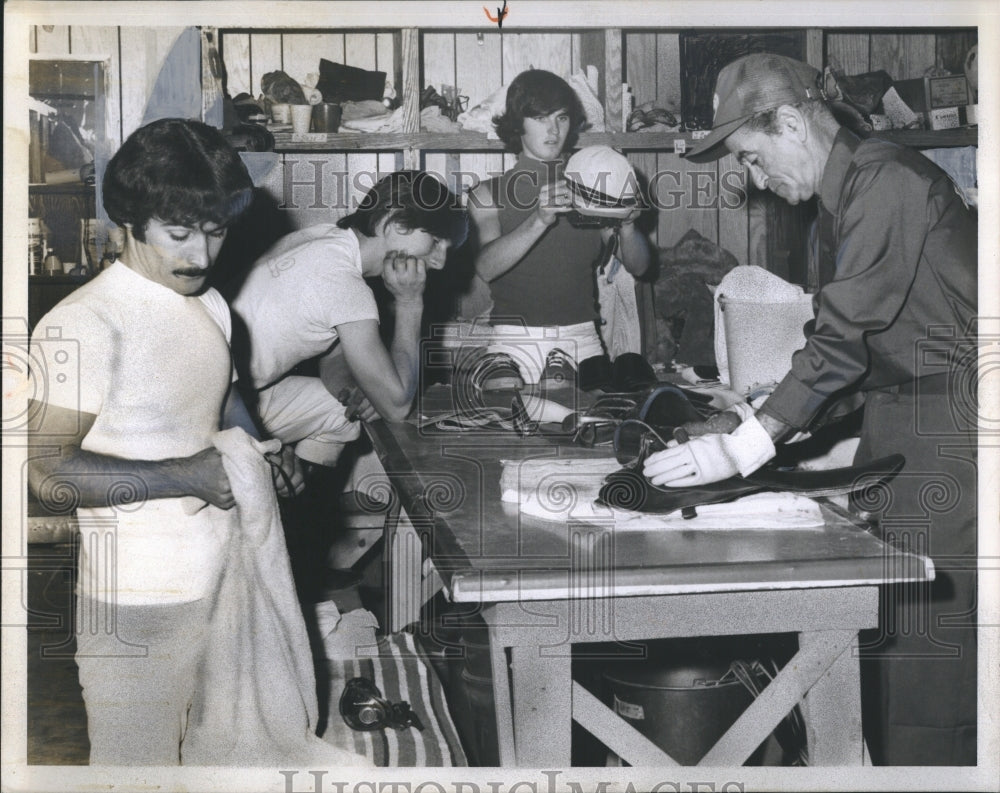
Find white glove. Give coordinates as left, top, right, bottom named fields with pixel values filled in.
left=642, top=414, right=776, bottom=487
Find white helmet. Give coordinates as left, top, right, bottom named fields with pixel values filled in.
left=564, top=146, right=640, bottom=218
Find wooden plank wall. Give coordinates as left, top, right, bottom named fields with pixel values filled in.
left=220, top=30, right=399, bottom=228
left=29, top=24, right=188, bottom=151
left=421, top=30, right=604, bottom=203
left=31, top=25, right=978, bottom=241
left=827, top=29, right=976, bottom=77
left=619, top=28, right=975, bottom=265
left=621, top=31, right=752, bottom=267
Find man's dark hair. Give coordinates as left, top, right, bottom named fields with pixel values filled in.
left=337, top=171, right=468, bottom=248
left=103, top=118, right=253, bottom=242
left=492, top=69, right=587, bottom=153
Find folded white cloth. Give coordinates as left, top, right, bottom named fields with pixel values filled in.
left=500, top=457, right=824, bottom=529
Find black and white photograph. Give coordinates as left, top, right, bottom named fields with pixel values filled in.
left=3, top=2, right=997, bottom=792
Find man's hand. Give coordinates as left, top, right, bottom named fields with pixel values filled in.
left=643, top=414, right=776, bottom=487
left=338, top=387, right=379, bottom=422
left=382, top=251, right=427, bottom=305
left=537, top=181, right=573, bottom=226
left=182, top=447, right=236, bottom=509
left=677, top=410, right=745, bottom=438
left=265, top=445, right=305, bottom=497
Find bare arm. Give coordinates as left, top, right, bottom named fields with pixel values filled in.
left=606, top=216, right=651, bottom=278
left=755, top=409, right=794, bottom=444
left=223, top=384, right=304, bottom=495
left=332, top=253, right=428, bottom=422
left=680, top=403, right=794, bottom=444
left=470, top=180, right=572, bottom=282
left=27, top=401, right=235, bottom=511
left=222, top=383, right=261, bottom=437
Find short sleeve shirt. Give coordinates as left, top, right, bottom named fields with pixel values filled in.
left=230, top=225, right=380, bottom=389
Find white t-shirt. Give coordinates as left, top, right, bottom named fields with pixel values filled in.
left=230, top=225, right=380, bottom=389
left=29, top=262, right=238, bottom=604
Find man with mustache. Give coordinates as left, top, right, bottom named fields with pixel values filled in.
left=26, top=118, right=261, bottom=764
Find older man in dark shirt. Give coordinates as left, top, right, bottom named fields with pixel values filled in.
left=644, top=53, right=977, bottom=765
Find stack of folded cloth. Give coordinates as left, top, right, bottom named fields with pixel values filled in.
left=499, top=457, right=824, bottom=529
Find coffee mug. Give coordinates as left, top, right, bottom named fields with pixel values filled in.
left=290, top=104, right=313, bottom=134
left=271, top=103, right=291, bottom=124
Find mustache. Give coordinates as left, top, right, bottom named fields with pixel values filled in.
left=172, top=267, right=210, bottom=277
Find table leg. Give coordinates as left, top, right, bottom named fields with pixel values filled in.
left=800, top=630, right=865, bottom=765
left=489, top=638, right=516, bottom=766
left=509, top=646, right=572, bottom=766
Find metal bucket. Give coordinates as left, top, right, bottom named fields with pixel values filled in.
left=602, top=640, right=763, bottom=765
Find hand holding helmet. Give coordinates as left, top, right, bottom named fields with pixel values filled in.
left=564, top=145, right=642, bottom=228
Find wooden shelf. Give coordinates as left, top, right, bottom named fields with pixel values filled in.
left=873, top=127, right=978, bottom=148
left=272, top=129, right=705, bottom=153
left=28, top=182, right=95, bottom=195
left=271, top=126, right=976, bottom=154
left=30, top=274, right=94, bottom=284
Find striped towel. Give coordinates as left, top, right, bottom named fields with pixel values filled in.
left=322, top=632, right=468, bottom=767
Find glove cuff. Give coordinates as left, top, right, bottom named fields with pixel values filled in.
left=727, top=401, right=756, bottom=423
left=726, top=414, right=776, bottom=477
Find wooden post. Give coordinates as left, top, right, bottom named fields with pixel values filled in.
left=201, top=27, right=224, bottom=128
left=400, top=28, right=420, bottom=135
left=806, top=28, right=825, bottom=71
left=604, top=29, right=623, bottom=132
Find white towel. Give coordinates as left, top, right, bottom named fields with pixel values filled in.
left=500, top=457, right=824, bottom=529
left=597, top=260, right=642, bottom=358
left=181, top=427, right=372, bottom=767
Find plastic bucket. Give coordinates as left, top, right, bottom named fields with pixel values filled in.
left=720, top=294, right=814, bottom=395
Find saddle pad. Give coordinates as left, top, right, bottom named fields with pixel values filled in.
left=322, top=632, right=468, bottom=767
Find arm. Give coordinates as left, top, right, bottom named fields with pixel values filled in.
left=470, top=180, right=572, bottom=283
left=223, top=383, right=304, bottom=495
left=27, top=401, right=235, bottom=510
left=222, top=384, right=261, bottom=437
left=760, top=160, right=926, bottom=430
left=604, top=216, right=651, bottom=278
left=334, top=253, right=428, bottom=422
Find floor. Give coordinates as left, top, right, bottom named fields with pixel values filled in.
left=26, top=541, right=89, bottom=765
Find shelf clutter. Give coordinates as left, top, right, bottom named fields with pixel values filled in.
left=213, top=26, right=978, bottom=158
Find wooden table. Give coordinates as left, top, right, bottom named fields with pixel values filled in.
left=365, top=410, right=933, bottom=767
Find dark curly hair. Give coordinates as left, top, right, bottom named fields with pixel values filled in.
left=103, top=118, right=253, bottom=242
left=492, top=69, right=587, bottom=153
left=337, top=171, right=468, bottom=249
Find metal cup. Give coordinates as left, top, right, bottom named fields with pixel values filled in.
left=312, top=102, right=342, bottom=133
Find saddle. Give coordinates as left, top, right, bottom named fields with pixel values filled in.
left=598, top=454, right=905, bottom=516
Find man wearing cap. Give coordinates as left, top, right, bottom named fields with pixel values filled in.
left=643, top=53, right=977, bottom=766
left=468, top=69, right=650, bottom=385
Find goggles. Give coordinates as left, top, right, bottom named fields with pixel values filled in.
left=339, top=677, right=425, bottom=732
